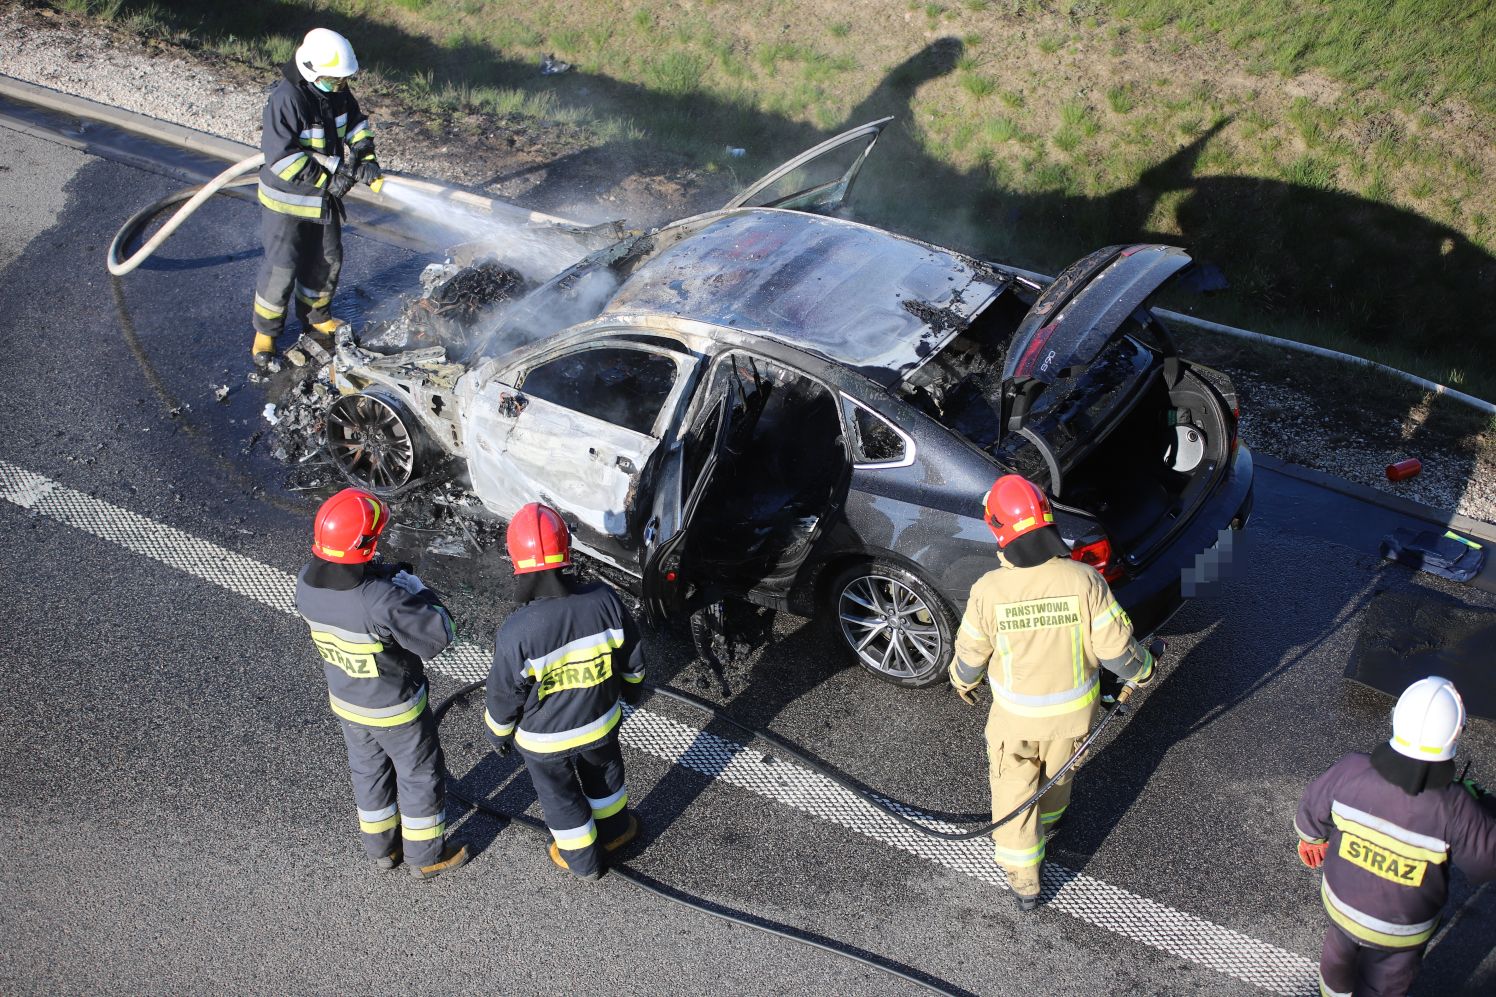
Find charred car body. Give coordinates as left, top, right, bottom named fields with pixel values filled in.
left=327, top=120, right=1253, bottom=686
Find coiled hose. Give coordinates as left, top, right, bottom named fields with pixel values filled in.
left=434, top=679, right=1139, bottom=996
left=106, top=152, right=264, bottom=276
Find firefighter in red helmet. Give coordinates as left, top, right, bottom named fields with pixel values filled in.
left=484, top=502, right=646, bottom=880
left=294, top=488, right=468, bottom=879
left=950, top=474, right=1157, bottom=911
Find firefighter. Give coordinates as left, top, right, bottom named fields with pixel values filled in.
left=294, top=488, right=469, bottom=879
left=251, top=28, right=384, bottom=368
left=1296, top=677, right=1496, bottom=997
left=949, top=474, right=1157, bottom=911
left=484, top=502, right=646, bottom=880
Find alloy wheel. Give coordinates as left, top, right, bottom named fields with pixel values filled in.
left=326, top=394, right=418, bottom=491
left=837, top=573, right=943, bottom=681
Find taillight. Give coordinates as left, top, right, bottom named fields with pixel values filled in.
left=1070, top=535, right=1124, bottom=582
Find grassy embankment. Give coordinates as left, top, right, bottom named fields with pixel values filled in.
left=47, top=0, right=1496, bottom=404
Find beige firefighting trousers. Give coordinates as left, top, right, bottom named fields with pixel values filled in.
left=985, top=722, right=1087, bottom=896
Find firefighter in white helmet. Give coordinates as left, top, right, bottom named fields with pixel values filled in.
left=949, top=474, right=1157, bottom=911
left=250, top=28, right=384, bottom=368
left=1296, top=677, right=1496, bottom=997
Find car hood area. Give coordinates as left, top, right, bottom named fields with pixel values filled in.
left=600, top=210, right=1012, bottom=386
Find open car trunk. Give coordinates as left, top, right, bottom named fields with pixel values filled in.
left=900, top=244, right=1240, bottom=571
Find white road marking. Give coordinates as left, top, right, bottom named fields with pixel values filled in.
left=0, top=458, right=1317, bottom=994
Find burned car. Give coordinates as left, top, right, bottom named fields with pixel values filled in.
left=326, top=119, right=1253, bottom=686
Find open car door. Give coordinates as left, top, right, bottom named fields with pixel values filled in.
left=642, top=352, right=849, bottom=626
left=722, top=117, right=893, bottom=213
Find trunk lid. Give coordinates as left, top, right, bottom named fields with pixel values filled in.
left=1003, top=244, right=1191, bottom=402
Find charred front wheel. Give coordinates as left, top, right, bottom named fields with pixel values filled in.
left=325, top=392, right=425, bottom=494
left=831, top=560, right=955, bottom=688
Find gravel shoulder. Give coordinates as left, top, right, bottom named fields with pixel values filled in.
left=3, top=1, right=1492, bottom=525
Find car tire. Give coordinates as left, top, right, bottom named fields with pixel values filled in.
left=324, top=390, right=430, bottom=496
left=829, top=560, right=956, bottom=688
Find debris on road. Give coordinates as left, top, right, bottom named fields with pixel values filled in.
left=261, top=403, right=279, bottom=425
left=539, top=53, right=572, bottom=75
left=213, top=384, right=230, bottom=403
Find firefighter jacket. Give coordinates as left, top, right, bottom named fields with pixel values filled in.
left=257, top=60, right=376, bottom=222
left=295, top=561, right=455, bottom=728
left=1296, top=751, right=1496, bottom=950
left=484, top=582, right=646, bottom=756
left=949, top=556, right=1153, bottom=740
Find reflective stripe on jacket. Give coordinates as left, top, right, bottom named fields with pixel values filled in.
left=1296, top=751, right=1496, bottom=949
left=485, top=582, right=644, bottom=755
left=257, top=60, right=376, bottom=222
left=950, top=556, right=1150, bottom=740
left=295, top=561, right=454, bottom=726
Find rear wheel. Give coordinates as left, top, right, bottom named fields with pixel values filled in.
left=325, top=392, right=426, bottom=494
left=830, top=560, right=955, bottom=687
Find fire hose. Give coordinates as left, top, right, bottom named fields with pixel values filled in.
left=432, top=671, right=1148, bottom=996
left=106, top=152, right=265, bottom=276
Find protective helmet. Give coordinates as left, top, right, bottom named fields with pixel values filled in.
left=507, top=502, right=571, bottom=574
left=312, top=487, right=387, bottom=563
left=295, top=28, right=359, bottom=84
left=1390, top=676, right=1466, bottom=761
left=982, top=474, right=1054, bottom=548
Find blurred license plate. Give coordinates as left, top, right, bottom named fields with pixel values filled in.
left=1181, top=526, right=1246, bottom=597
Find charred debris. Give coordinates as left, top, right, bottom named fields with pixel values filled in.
left=260, top=253, right=532, bottom=555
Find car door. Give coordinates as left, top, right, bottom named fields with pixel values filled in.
left=642, top=350, right=849, bottom=624
left=722, top=117, right=893, bottom=213
left=463, top=340, right=693, bottom=571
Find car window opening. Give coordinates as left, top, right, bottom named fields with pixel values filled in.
left=521, top=346, right=677, bottom=436
left=851, top=405, right=906, bottom=464
left=684, top=354, right=845, bottom=590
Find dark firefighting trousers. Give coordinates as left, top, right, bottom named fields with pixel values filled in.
left=521, top=734, right=629, bottom=878
left=252, top=207, right=342, bottom=341
left=339, top=709, right=448, bottom=868
left=1319, top=925, right=1424, bottom=997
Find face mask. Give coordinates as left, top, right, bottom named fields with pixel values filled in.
left=314, top=77, right=347, bottom=93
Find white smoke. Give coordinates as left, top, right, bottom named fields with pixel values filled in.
left=376, top=180, right=596, bottom=282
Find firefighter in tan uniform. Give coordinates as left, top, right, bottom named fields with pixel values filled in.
left=950, top=474, right=1156, bottom=911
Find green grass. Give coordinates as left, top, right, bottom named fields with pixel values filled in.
left=1107, top=0, right=1496, bottom=116
left=960, top=73, right=996, bottom=99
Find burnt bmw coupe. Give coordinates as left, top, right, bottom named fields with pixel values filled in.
left=326, top=119, right=1253, bottom=686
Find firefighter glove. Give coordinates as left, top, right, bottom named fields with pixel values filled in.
left=1297, top=840, right=1328, bottom=868
left=391, top=570, right=426, bottom=595
left=1461, top=777, right=1491, bottom=800
left=955, top=684, right=981, bottom=707
left=355, top=158, right=383, bottom=186
left=327, top=162, right=357, bottom=199
left=489, top=732, right=514, bottom=758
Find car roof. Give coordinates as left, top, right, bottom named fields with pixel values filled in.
left=599, top=209, right=1009, bottom=386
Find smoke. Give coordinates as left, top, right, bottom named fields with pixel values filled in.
left=466, top=264, right=622, bottom=361
left=376, top=180, right=596, bottom=283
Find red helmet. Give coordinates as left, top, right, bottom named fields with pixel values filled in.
left=312, top=487, right=388, bottom=563
left=507, top=502, right=571, bottom=574
left=982, top=474, right=1054, bottom=548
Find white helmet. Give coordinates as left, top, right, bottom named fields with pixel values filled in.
left=1390, top=676, right=1466, bottom=761
left=295, top=28, right=359, bottom=84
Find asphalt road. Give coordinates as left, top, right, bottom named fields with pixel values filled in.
left=1, top=118, right=1493, bottom=997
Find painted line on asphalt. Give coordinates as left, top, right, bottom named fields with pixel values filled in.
left=0, top=458, right=1316, bottom=995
